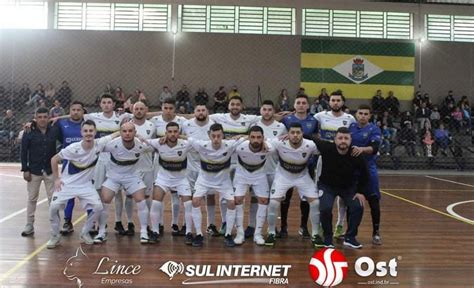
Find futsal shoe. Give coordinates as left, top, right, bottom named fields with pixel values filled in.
left=244, top=226, right=255, bottom=239
left=299, top=226, right=310, bottom=239
left=234, top=229, right=245, bottom=245
left=148, top=232, right=160, bottom=244
left=93, top=234, right=108, bottom=244
left=185, top=233, right=194, bottom=245
left=334, top=225, right=345, bottom=239
left=372, top=233, right=382, bottom=245
left=206, top=224, right=220, bottom=237
left=61, top=221, right=74, bottom=235
left=224, top=234, right=236, bottom=247
left=126, top=222, right=135, bottom=236
left=114, top=222, right=126, bottom=235
left=140, top=232, right=149, bottom=244
left=21, top=224, right=34, bottom=237
left=219, top=222, right=227, bottom=236
left=311, top=235, right=325, bottom=248
left=159, top=224, right=164, bottom=235
left=343, top=237, right=363, bottom=249
left=253, top=234, right=265, bottom=246
left=47, top=234, right=61, bottom=249
left=264, top=234, right=276, bottom=247
left=192, top=234, right=204, bottom=247
left=80, top=232, right=94, bottom=245
left=278, top=226, right=288, bottom=238
left=178, top=225, right=187, bottom=236
left=323, top=239, right=335, bottom=249
left=171, top=224, right=180, bottom=236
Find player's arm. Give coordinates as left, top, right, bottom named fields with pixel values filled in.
left=274, top=111, right=293, bottom=121
left=145, top=111, right=163, bottom=119
left=351, top=128, right=381, bottom=157
left=51, top=153, right=64, bottom=192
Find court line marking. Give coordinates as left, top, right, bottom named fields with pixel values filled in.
left=425, top=176, right=474, bottom=188
left=0, top=173, right=23, bottom=179
left=446, top=200, right=474, bottom=225
left=0, top=213, right=87, bottom=284
left=381, top=190, right=474, bottom=226
left=382, top=188, right=474, bottom=192
left=0, top=198, right=48, bottom=224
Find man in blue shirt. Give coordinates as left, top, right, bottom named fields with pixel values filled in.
left=349, top=104, right=383, bottom=245
left=281, top=94, right=318, bottom=239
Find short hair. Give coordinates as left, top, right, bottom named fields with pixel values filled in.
left=262, top=100, right=274, bottom=107
left=100, top=93, right=115, bottom=102
left=163, top=98, right=175, bottom=106
left=330, top=90, right=346, bottom=102
left=295, top=94, right=309, bottom=102
left=357, top=104, right=372, bottom=112
left=70, top=100, right=84, bottom=108
left=209, top=123, right=224, bottom=133
left=166, top=121, right=179, bottom=130
left=81, top=119, right=96, bottom=129
left=288, top=122, right=303, bottom=130
left=35, top=107, right=49, bottom=115
left=249, top=125, right=264, bottom=135
left=336, top=127, right=351, bottom=135
left=229, top=95, right=243, bottom=103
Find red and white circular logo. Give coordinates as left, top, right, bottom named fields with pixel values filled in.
left=309, top=248, right=348, bottom=287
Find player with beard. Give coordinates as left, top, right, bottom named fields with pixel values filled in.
left=181, top=105, right=219, bottom=236
left=313, top=127, right=368, bottom=249
left=314, top=91, right=355, bottom=240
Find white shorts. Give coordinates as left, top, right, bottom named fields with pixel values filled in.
left=154, top=177, right=192, bottom=197
left=141, top=170, right=155, bottom=196
left=270, top=173, right=317, bottom=200
left=194, top=180, right=234, bottom=201
left=51, top=185, right=102, bottom=210
left=266, top=174, right=275, bottom=188
left=102, top=176, right=146, bottom=195
left=93, top=160, right=107, bottom=190
left=186, top=170, right=199, bottom=193
left=233, top=173, right=269, bottom=198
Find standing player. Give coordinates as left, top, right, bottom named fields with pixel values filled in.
left=47, top=120, right=117, bottom=248
left=94, top=122, right=150, bottom=244
left=147, top=122, right=193, bottom=245
left=265, top=122, right=323, bottom=247
left=314, top=91, right=356, bottom=239
left=349, top=105, right=383, bottom=245
left=149, top=98, right=187, bottom=236
left=233, top=126, right=273, bottom=245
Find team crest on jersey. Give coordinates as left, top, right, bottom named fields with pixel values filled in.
left=223, top=152, right=228, bottom=156
left=146, top=130, right=151, bottom=135
left=260, top=155, right=265, bottom=160
left=135, top=153, right=140, bottom=158
left=302, top=153, right=307, bottom=158
left=177, top=151, right=182, bottom=156
left=241, top=122, right=246, bottom=126
left=306, top=123, right=312, bottom=128
left=343, top=120, right=348, bottom=125
left=273, top=131, right=277, bottom=136
left=115, top=120, right=120, bottom=125
left=363, top=132, right=369, bottom=139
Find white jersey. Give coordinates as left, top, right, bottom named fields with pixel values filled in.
left=189, top=138, right=243, bottom=186
left=133, top=119, right=156, bottom=172
left=314, top=111, right=355, bottom=141
left=181, top=118, right=215, bottom=172
left=270, top=138, right=318, bottom=178
left=234, top=140, right=274, bottom=180
left=103, top=137, right=150, bottom=179
left=149, top=115, right=187, bottom=137
left=58, top=136, right=112, bottom=187
left=148, top=139, right=192, bottom=181
left=254, top=119, right=287, bottom=174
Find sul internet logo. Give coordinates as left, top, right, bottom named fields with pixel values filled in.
left=309, top=248, right=348, bottom=286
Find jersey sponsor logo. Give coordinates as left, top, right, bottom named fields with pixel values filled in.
left=200, top=158, right=231, bottom=173
left=159, top=157, right=187, bottom=171
left=238, top=156, right=266, bottom=172
left=278, top=156, right=307, bottom=174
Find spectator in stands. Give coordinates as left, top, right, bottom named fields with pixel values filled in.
left=444, top=90, right=456, bottom=107
left=104, top=83, right=114, bottom=95
left=123, top=94, right=134, bottom=113
left=228, top=85, right=240, bottom=99
left=379, top=122, right=393, bottom=156
left=194, top=88, right=209, bottom=106
left=422, top=93, right=432, bottom=108
left=55, top=81, right=72, bottom=109
left=159, top=86, right=173, bottom=107
left=434, top=123, right=451, bottom=156
left=213, top=86, right=227, bottom=112
left=176, top=84, right=192, bottom=113
left=17, top=83, right=31, bottom=109
left=384, top=91, right=400, bottom=116
left=296, top=87, right=306, bottom=96
left=451, top=106, right=463, bottom=133
left=114, top=87, right=126, bottom=109
left=49, top=100, right=65, bottom=118
left=381, top=111, right=397, bottom=139
left=371, top=89, right=385, bottom=115
left=399, top=121, right=417, bottom=157
left=44, top=83, right=56, bottom=108
left=2, top=109, right=17, bottom=140
left=400, top=111, right=414, bottom=128
left=415, top=102, right=431, bottom=131
left=279, top=89, right=290, bottom=111
left=440, top=102, right=454, bottom=123
left=430, top=105, right=441, bottom=128
left=310, top=98, right=324, bottom=114
left=137, top=90, right=147, bottom=102
left=26, top=84, right=45, bottom=107
left=459, top=96, right=471, bottom=132
left=318, top=88, right=330, bottom=110
left=421, top=121, right=435, bottom=157
left=412, top=91, right=424, bottom=110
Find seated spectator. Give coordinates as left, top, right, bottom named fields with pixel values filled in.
left=310, top=98, right=324, bottom=114
left=279, top=89, right=290, bottom=111
left=434, top=123, right=451, bottom=156
left=451, top=107, right=463, bottom=133
left=26, top=83, right=45, bottom=107
left=318, top=88, right=330, bottom=110
left=114, top=87, right=126, bottom=109
left=1, top=109, right=17, bottom=140
left=213, top=86, right=227, bottom=112
left=440, top=102, right=454, bottom=123
left=415, top=102, right=431, bottom=131
left=228, top=85, right=240, bottom=99
left=49, top=100, right=65, bottom=118
left=159, top=86, right=173, bottom=107
left=422, top=93, right=432, bottom=108
left=371, top=89, right=385, bottom=115
left=444, top=90, right=456, bottom=107
left=138, top=90, right=147, bottom=102
left=123, top=95, right=134, bottom=113
left=399, top=121, right=417, bottom=157
left=176, top=85, right=192, bottom=113
left=384, top=90, right=400, bottom=116
left=459, top=96, right=471, bottom=133
left=421, top=121, right=434, bottom=157
left=430, top=105, right=441, bottom=128
left=412, top=91, right=424, bottom=110
left=44, top=83, right=56, bottom=108
left=55, top=81, right=72, bottom=109
left=380, top=123, right=393, bottom=155
left=195, top=88, right=209, bottom=106
left=381, top=111, right=397, bottom=139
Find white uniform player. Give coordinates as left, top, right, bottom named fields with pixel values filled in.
left=134, top=119, right=156, bottom=196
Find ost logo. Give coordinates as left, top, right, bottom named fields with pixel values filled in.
left=159, top=261, right=185, bottom=280
left=308, top=248, right=348, bottom=287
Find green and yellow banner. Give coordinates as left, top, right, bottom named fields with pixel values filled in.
left=300, top=38, right=415, bottom=100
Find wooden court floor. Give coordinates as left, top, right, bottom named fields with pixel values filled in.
left=0, top=164, right=473, bottom=287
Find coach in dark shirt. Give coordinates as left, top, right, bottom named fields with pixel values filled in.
left=313, top=127, right=369, bottom=249
left=20, top=107, right=58, bottom=237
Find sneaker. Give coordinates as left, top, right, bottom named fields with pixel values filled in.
left=178, top=225, right=187, bottom=236
left=206, top=224, right=220, bottom=237
left=126, top=222, right=135, bottom=236
left=298, top=226, right=310, bottom=239
left=61, top=221, right=74, bottom=235
left=224, top=234, right=235, bottom=247
left=149, top=232, right=160, bottom=244
left=323, top=239, right=335, bottom=248
left=147, top=225, right=152, bottom=237
left=185, top=233, right=194, bottom=245
left=219, top=222, right=227, bottom=236
left=114, top=222, right=126, bottom=235
left=234, top=229, right=245, bottom=245
left=244, top=226, right=255, bottom=239
left=171, top=224, right=180, bottom=236
left=93, top=234, right=107, bottom=244
left=80, top=232, right=94, bottom=245
left=140, top=232, right=149, bottom=244
left=311, top=235, right=325, bottom=248
left=278, top=226, right=288, bottom=239
left=21, top=224, right=34, bottom=237
left=47, top=234, right=61, bottom=249
left=254, top=234, right=265, bottom=246
left=192, top=234, right=204, bottom=247
left=159, top=224, right=164, bottom=235
left=89, top=225, right=99, bottom=237
left=343, top=237, right=363, bottom=249
left=264, top=233, right=276, bottom=247
left=372, top=233, right=382, bottom=245
left=334, top=225, right=344, bottom=239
